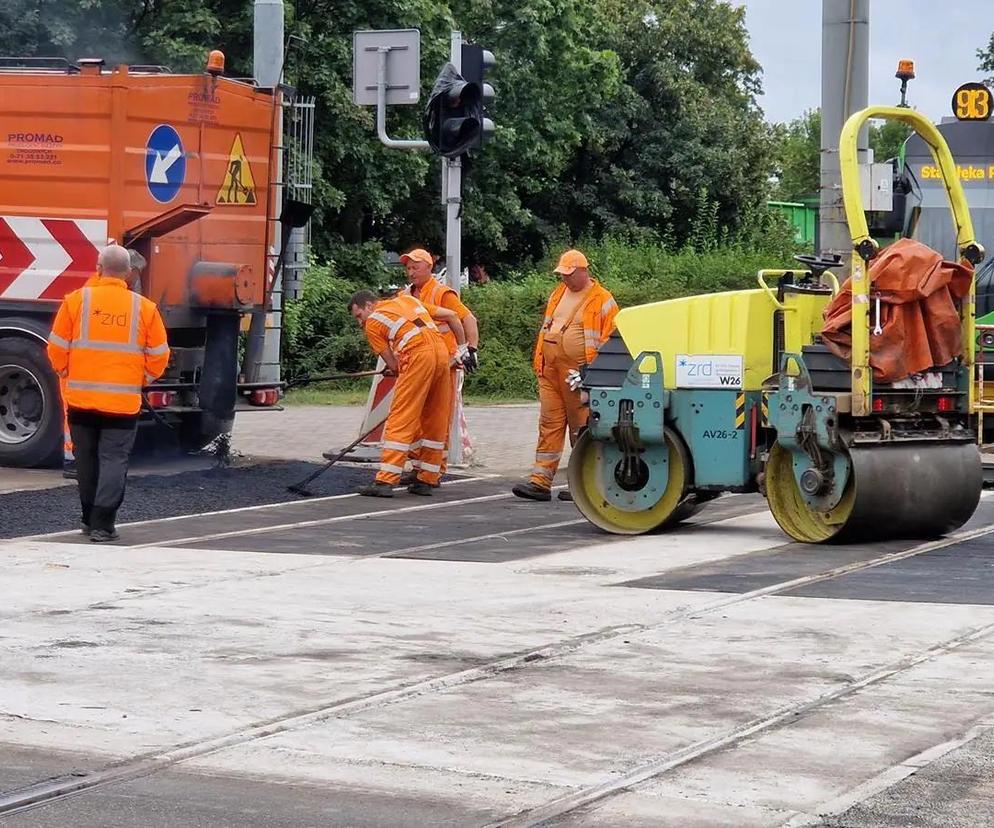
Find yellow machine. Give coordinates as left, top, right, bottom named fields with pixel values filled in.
left=568, top=104, right=985, bottom=543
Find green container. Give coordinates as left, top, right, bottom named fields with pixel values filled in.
left=768, top=200, right=817, bottom=247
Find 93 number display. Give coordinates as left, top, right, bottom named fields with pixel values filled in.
left=952, top=83, right=992, bottom=121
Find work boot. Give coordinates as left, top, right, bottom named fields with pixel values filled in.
left=357, top=481, right=394, bottom=498
left=63, top=460, right=77, bottom=480
left=512, top=481, right=552, bottom=502
left=557, top=490, right=573, bottom=502
left=399, top=470, right=418, bottom=486
left=79, top=522, right=91, bottom=537
left=407, top=481, right=433, bottom=496
left=89, top=528, right=120, bottom=543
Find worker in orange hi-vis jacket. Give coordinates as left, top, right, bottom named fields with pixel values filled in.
left=512, top=249, right=619, bottom=502
left=399, top=247, right=480, bottom=484
left=348, top=289, right=466, bottom=498
left=60, top=249, right=146, bottom=481
left=47, top=244, right=170, bottom=542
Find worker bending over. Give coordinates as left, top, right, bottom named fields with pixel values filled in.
left=349, top=289, right=466, bottom=497
left=400, top=247, right=479, bottom=483
left=513, top=249, right=618, bottom=501
left=47, top=244, right=170, bottom=541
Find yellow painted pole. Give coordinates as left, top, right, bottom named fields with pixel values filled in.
left=838, top=105, right=983, bottom=415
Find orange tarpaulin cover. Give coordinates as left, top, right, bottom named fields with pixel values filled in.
left=820, top=238, right=973, bottom=384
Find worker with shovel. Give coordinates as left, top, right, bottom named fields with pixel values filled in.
left=347, top=290, right=466, bottom=497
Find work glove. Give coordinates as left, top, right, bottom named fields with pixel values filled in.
left=565, top=366, right=585, bottom=392
left=462, top=346, right=479, bottom=374
left=453, top=343, right=469, bottom=369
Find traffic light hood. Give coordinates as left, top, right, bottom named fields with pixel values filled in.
left=423, top=63, right=484, bottom=157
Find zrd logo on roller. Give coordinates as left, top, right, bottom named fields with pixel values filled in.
left=216, top=133, right=257, bottom=205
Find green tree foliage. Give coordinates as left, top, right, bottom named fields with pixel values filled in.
left=770, top=108, right=911, bottom=202
left=550, top=0, right=774, bottom=247
left=0, top=0, right=781, bottom=271
left=771, top=109, right=820, bottom=201
left=869, top=119, right=912, bottom=163
left=979, top=33, right=994, bottom=84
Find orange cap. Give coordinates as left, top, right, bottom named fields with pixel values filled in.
left=553, top=249, right=589, bottom=275
left=400, top=248, right=433, bottom=265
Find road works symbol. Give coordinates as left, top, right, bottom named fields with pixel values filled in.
left=145, top=124, right=186, bottom=203
left=216, top=133, right=257, bottom=205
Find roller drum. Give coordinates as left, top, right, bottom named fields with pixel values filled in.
left=841, top=442, right=982, bottom=541
left=767, top=441, right=982, bottom=544
left=567, top=428, right=692, bottom=535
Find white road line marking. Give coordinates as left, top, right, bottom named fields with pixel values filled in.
left=487, top=620, right=994, bottom=828
left=131, top=485, right=567, bottom=549
left=14, top=474, right=500, bottom=542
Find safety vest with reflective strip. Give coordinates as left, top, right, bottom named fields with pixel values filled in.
left=406, top=276, right=469, bottom=352
left=364, top=295, right=441, bottom=357
left=46, top=276, right=170, bottom=416
left=532, top=280, right=619, bottom=374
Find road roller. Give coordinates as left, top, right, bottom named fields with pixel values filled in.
left=568, top=105, right=986, bottom=543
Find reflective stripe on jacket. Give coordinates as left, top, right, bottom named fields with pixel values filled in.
left=532, top=280, right=618, bottom=374
left=364, top=295, right=441, bottom=357
left=405, top=276, right=470, bottom=355
left=46, top=276, right=170, bottom=415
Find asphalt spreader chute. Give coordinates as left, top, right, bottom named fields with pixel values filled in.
left=568, top=103, right=985, bottom=543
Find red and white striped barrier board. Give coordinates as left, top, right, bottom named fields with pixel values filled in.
left=355, top=360, right=474, bottom=467
left=0, top=216, right=108, bottom=301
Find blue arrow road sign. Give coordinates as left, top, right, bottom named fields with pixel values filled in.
left=145, top=124, right=185, bottom=203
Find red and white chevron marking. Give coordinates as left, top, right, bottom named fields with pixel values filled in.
left=0, top=216, right=108, bottom=301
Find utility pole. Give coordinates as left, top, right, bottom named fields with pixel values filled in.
left=245, top=0, right=284, bottom=384
left=820, top=0, right=869, bottom=271
left=442, top=31, right=463, bottom=292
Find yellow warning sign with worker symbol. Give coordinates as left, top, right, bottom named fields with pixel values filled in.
left=216, top=133, right=257, bottom=205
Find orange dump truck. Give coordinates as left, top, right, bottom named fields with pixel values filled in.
left=0, top=54, right=284, bottom=467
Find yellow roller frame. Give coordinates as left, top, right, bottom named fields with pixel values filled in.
left=839, top=106, right=983, bottom=416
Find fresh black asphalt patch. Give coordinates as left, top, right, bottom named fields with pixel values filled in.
left=0, top=462, right=398, bottom=539
left=789, top=536, right=994, bottom=605
left=619, top=496, right=994, bottom=604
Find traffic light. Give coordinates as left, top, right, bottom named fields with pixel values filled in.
left=423, top=63, right=483, bottom=158
left=460, top=43, right=495, bottom=149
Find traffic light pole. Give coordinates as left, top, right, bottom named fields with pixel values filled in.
left=442, top=31, right=463, bottom=293
left=442, top=31, right=467, bottom=466
left=361, top=28, right=470, bottom=466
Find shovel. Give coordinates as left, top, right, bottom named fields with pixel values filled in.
left=286, top=421, right=384, bottom=497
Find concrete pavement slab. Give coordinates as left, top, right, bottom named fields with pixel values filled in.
left=580, top=639, right=994, bottom=826
left=4, top=476, right=994, bottom=826
left=1, top=511, right=785, bottom=760
left=1, top=761, right=538, bottom=828
left=185, top=597, right=994, bottom=816
left=816, top=728, right=994, bottom=828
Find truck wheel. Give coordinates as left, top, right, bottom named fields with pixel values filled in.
left=178, top=411, right=233, bottom=454
left=0, top=338, right=62, bottom=468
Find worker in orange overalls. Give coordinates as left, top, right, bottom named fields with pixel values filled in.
left=348, top=289, right=465, bottom=497
left=60, top=248, right=146, bottom=480
left=47, top=244, right=170, bottom=541
left=513, top=249, right=618, bottom=502
left=399, top=247, right=479, bottom=484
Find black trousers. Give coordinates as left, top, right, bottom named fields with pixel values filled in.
left=68, top=410, right=138, bottom=532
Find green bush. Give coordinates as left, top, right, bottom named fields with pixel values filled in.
left=283, top=234, right=801, bottom=398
